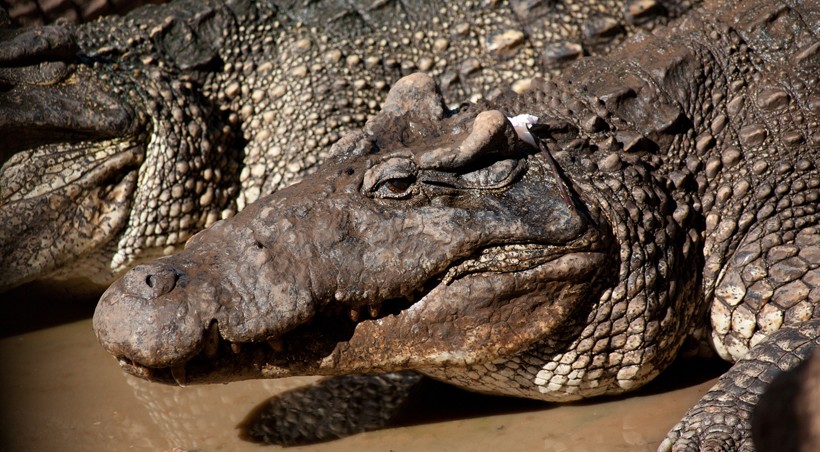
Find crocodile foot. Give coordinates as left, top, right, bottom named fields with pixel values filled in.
left=245, top=371, right=424, bottom=446
left=660, top=320, right=820, bottom=451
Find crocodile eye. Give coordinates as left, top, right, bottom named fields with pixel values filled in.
left=376, top=175, right=416, bottom=198
left=385, top=177, right=414, bottom=193
left=363, top=157, right=417, bottom=199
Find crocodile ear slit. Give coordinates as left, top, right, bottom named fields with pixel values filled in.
left=537, top=140, right=575, bottom=213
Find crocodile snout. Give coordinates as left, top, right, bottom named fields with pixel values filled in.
left=93, top=257, right=212, bottom=369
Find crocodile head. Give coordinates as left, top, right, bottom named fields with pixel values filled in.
left=94, top=73, right=615, bottom=385
left=0, top=24, right=147, bottom=291
left=0, top=22, right=237, bottom=291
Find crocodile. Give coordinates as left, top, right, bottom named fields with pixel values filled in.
left=0, top=0, right=695, bottom=293
left=93, top=0, right=820, bottom=448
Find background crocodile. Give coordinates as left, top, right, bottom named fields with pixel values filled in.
left=3, top=0, right=162, bottom=26
left=2, top=0, right=162, bottom=26
left=0, top=0, right=695, bottom=293
left=94, top=0, right=819, bottom=448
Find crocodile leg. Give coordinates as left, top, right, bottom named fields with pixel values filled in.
left=660, top=319, right=820, bottom=451
left=246, top=371, right=424, bottom=446
left=710, top=224, right=819, bottom=364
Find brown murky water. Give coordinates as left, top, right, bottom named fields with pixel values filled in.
left=0, top=292, right=725, bottom=452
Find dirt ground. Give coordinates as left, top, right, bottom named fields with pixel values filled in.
left=0, top=292, right=725, bottom=452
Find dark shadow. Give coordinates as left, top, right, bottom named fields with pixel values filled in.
left=0, top=280, right=101, bottom=338
left=238, top=373, right=553, bottom=447
left=389, top=378, right=548, bottom=426
left=239, top=355, right=729, bottom=446
left=390, top=379, right=544, bottom=427
left=400, top=355, right=729, bottom=418
left=633, top=355, right=730, bottom=397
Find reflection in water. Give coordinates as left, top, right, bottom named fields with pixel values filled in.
left=0, top=317, right=724, bottom=451
left=125, top=373, right=320, bottom=450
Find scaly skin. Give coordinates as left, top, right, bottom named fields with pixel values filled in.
left=2, top=0, right=162, bottom=26
left=0, top=0, right=694, bottom=292
left=94, top=0, right=819, bottom=448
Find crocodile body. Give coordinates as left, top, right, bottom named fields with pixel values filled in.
left=94, top=0, right=819, bottom=449
left=0, top=0, right=692, bottom=292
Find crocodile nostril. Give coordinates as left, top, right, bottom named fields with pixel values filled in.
left=123, top=263, right=182, bottom=299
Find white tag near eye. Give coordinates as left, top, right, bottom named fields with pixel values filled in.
left=507, top=114, right=539, bottom=147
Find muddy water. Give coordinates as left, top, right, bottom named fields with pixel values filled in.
left=0, top=298, right=726, bottom=452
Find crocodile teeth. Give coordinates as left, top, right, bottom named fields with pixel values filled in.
left=369, top=303, right=381, bottom=318
left=118, top=357, right=153, bottom=378
left=203, top=323, right=220, bottom=358
left=230, top=343, right=242, bottom=354
left=349, top=308, right=360, bottom=322
left=171, top=364, right=187, bottom=387
left=268, top=338, right=284, bottom=352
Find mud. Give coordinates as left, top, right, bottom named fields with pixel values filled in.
left=0, top=299, right=725, bottom=452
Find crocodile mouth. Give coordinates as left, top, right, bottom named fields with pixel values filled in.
left=0, top=137, right=145, bottom=290
left=115, top=241, right=607, bottom=386
left=116, top=278, right=436, bottom=386
left=109, top=254, right=446, bottom=382
left=116, top=299, right=416, bottom=386
left=0, top=64, right=142, bottom=165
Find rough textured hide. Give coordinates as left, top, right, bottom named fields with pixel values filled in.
left=1, top=0, right=162, bottom=26
left=0, top=0, right=695, bottom=291
left=94, top=0, right=819, bottom=448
